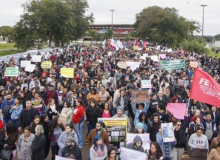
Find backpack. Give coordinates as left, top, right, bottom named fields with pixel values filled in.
left=2, top=101, right=12, bottom=118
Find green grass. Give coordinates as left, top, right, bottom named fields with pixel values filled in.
left=0, top=49, right=25, bottom=56
left=0, top=43, right=16, bottom=49
left=207, top=48, right=220, bottom=58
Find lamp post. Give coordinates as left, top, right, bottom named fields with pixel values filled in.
left=200, top=5, right=207, bottom=43
left=110, top=10, right=115, bottom=37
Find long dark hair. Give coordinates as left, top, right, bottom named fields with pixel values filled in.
left=49, top=116, right=65, bottom=136
left=77, top=98, right=84, bottom=107
left=138, top=112, right=148, bottom=125
left=6, top=123, right=18, bottom=142
left=148, top=142, right=162, bottom=160
left=107, top=147, right=117, bottom=159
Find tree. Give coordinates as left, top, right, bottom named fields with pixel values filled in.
left=0, top=26, right=13, bottom=42
left=13, top=0, right=93, bottom=50
left=87, top=30, right=98, bottom=45
left=103, top=29, right=113, bottom=40
left=133, top=6, right=200, bottom=47
left=181, top=39, right=207, bottom=53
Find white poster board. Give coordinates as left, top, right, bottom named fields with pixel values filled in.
left=161, top=123, right=175, bottom=142
left=31, top=55, right=42, bottom=62
left=126, top=62, right=141, bottom=71
left=25, top=64, right=36, bottom=72
left=55, top=155, right=74, bottom=160
left=20, top=61, right=31, bottom=68
left=150, top=56, right=159, bottom=62
left=141, top=80, right=151, bottom=88
left=120, top=147, right=147, bottom=160
left=126, top=133, right=150, bottom=151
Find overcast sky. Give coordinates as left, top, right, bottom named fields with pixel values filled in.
left=0, top=0, right=219, bottom=35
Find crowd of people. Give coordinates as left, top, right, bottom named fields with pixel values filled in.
left=0, top=43, right=219, bottom=160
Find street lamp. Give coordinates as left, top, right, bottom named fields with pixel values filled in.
left=110, top=10, right=115, bottom=37
left=200, top=4, right=207, bottom=43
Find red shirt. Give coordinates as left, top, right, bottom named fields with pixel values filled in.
left=73, top=106, right=85, bottom=124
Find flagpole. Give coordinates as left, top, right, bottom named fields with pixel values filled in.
left=110, top=10, right=115, bottom=38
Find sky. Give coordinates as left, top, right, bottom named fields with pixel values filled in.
left=0, top=0, right=219, bottom=36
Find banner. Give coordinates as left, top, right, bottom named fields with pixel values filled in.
left=126, top=133, right=150, bottom=151
left=167, top=103, right=186, bottom=120
left=60, top=68, right=74, bottom=78
left=161, top=59, right=185, bottom=72
left=131, top=90, right=149, bottom=103
left=161, top=123, right=175, bottom=142
left=5, top=67, right=19, bottom=77
left=25, top=64, right=36, bottom=72
left=141, top=80, right=151, bottom=88
left=20, top=60, right=31, bottom=68
left=120, top=147, right=147, bottom=160
left=190, top=68, right=220, bottom=107
left=55, top=155, right=74, bottom=160
left=41, top=61, right=52, bottom=69
left=31, top=55, right=42, bottom=62
left=190, top=149, right=208, bottom=160
left=126, top=62, right=140, bottom=71
left=98, top=118, right=127, bottom=148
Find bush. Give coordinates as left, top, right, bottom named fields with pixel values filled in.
left=181, top=39, right=207, bottom=54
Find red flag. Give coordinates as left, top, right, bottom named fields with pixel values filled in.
left=143, top=41, right=148, bottom=49
left=122, top=40, right=124, bottom=45
left=190, top=68, right=220, bottom=107
left=128, top=40, right=131, bottom=44
left=134, top=38, right=139, bottom=47
left=181, top=48, right=184, bottom=55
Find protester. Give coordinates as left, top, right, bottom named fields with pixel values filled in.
left=104, top=147, right=121, bottom=160
left=31, top=125, right=46, bottom=160
left=147, top=142, right=163, bottom=160
left=90, top=133, right=107, bottom=160
left=126, top=135, right=145, bottom=152
left=207, top=141, right=220, bottom=160
left=40, top=114, right=50, bottom=158
left=135, top=112, right=149, bottom=132
left=99, top=101, right=113, bottom=118
left=60, top=102, right=73, bottom=124
left=17, top=126, right=35, bottom=160
left=9, top=97, right=23, bottom=128
left=30, top=115, right=41, bottom=134
left=58, top=123, right=78, bottom=156
left=148, top=113, right=161, bottom=142
left=210, top=130, right=220, bottom=150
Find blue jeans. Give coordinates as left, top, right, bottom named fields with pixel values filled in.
left=75, top=121, right=84, bottom=148
left=87, top=124, right=96, bottom=137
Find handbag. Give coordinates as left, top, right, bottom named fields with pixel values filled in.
left=0, top=149, right=12, bottom=160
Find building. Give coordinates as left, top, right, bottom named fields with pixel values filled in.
left=83, top=24, right=134, bottom=41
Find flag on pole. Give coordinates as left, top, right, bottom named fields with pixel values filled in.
left=102, top=39, right=106, bottom=48
left=134, top=38, right=139, bottom=47
left=190, top=68, right=220, bottom=108
left=181, top=48, right=185, bottom=55
left=143, top=41, right=148, bottom=49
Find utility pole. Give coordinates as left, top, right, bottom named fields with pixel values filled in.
left=200, top=5, right=207, bottom=43
left=110, top=10, right=115, bottom=37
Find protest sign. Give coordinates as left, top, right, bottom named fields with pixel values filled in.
left=25, top=64, right=36, bottom=72
left=126, top=133, right=150, bottom=151
left=20, top=60, right=31, bottom=68
left=190, top=61, right=198, bottom=68
left=126, top=62, right=140, bottom=71
left=31, top=55, right=42, bottom=62
left=98, top=118, right=127, bottom=148
left=117, top=61, right=127, bottom=69
left=161, top=59, right=185, bottom=72
left=167, top=48, right=173, bottom=53
left=131, top=90, right=149, bottom=103
left=190, top=149, right=208, bottom=160
left=141, top=80, right=151, bottom=88
left=143, top=53, right=149, bottom=57
left=55, top=155, right=74, bottom=160
left=120, top=147, right=147, bottom=160
left=41, top=61, right=52, bottom=69
left=60, top=68, right=74, bottom=78
left=5, top=67, right=19, bottom=77
left=140, top=56, right=146, bottom=61
left=159, top=54, right=167, bottom=59
left=31, top=99, right=43, bottom=111
left=161, top=123, right=175, bottom=142
left=167, top=103, right=186, bottom=120
left=150, top=55, right=159, bottom=62
left=180, top=80, right=189, bottom=86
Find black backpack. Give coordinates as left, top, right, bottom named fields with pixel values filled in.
left=2, top=101, right=12, bottom=118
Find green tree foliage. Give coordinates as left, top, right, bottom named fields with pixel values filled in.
left=13, top=0, right=93, bottom=50
left=181, top=39, right=207, bottom=53
left=0, top=26, right=13, bottom=42
left=87, top=30, right=99, bottom=44
left=133, top=6, right=200, bottom=47
left=103, top=29, right=113, bottom=39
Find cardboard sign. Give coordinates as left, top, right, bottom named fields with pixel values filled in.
left=41, top=61, right=52, bottom=69
left=190, top=61, right=198, bottom=68
left=126, top=133, right=150, bottom=150
left=191, top=149, right=208, bottom=160
left=159, top=54, right=167, bottom=59
left=161, top=123, right=175, bottom=142
left=141, top=80, right=151, bottom=88
left=25, top=64, right=36, bottom=72
left=60, top=68, right=74, bottom=78
left=5, top=67, right=19, bottom=77
left=117, top=61, right=127, bottom=69
left=20, top=60, right=31, bottom=68
left=131, top=90, right=149, bottom=103
left=120, top=147, right=147, bottom=160
left=126, top=61, right=140, bottom=71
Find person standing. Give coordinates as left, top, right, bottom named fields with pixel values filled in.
left=45, top=85, right=58, bottom=105
left=208, top=142, right=220, bottom=160
left=73, top=99, right=85, bottom=150
left=18, top=100, right=39, bottom=132
left=147, top=142, right=163, bottom=160
left=60, top=102, right=73, bottom=125
left=31, top=125, right=46, bottom=160
left=9, top=97, right=23, bottom=128
left=17, top=126, right=35, bottom=160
